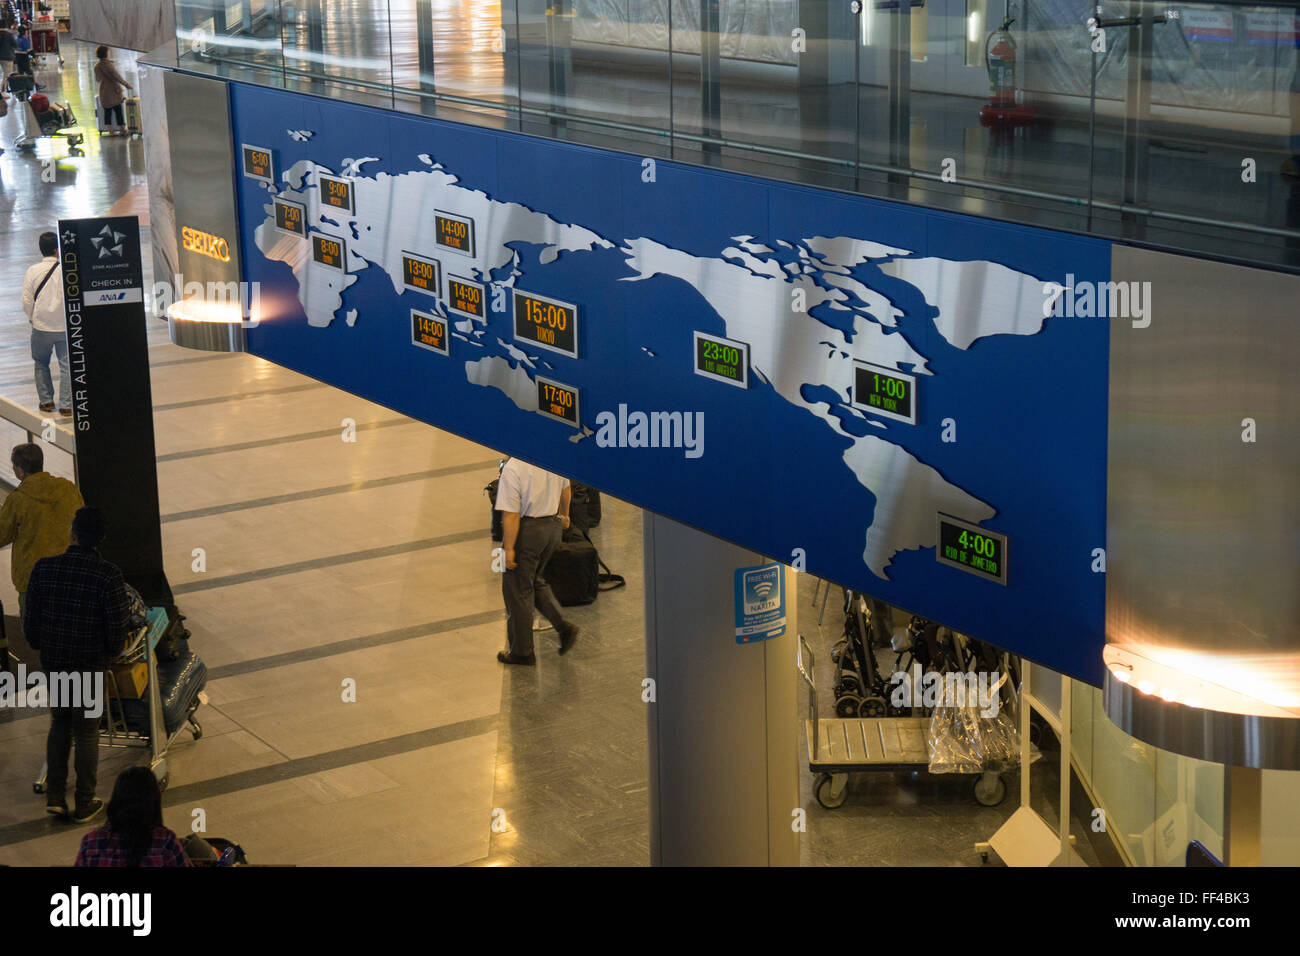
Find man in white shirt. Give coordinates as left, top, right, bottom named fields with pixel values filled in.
left=495, top=457, right=579, bottom=664
left=20, top=232, right=71, bottom=415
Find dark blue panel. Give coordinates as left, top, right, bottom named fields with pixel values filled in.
left=229, top=83, right=1111, bottom=685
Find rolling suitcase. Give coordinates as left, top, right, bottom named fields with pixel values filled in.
left=123, top=94, right=140, bottom=135
left=92, top=93, right=106, bottom=132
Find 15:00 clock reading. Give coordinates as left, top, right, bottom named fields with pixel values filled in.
left=514, top=290, right=578, bottom=357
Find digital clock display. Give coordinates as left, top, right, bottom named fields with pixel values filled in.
left=434, top=210, right=475, bottom=257
left=401, top=252, right=441, bottom=297
left=536, top=376, right=579, bottom=427
left=312, top=234, right=346, bottom=271
left=318, top=173, right=354, bottom=214
left=937, top=515, right=1007, bottom=585
left=447, top=276, right=485, bottom=320
left=411, top=309, right=449, bottom=355
left=241, top=144, right=274, bottom=184
left=513, top=290, right=578, bottom=358
left=693, top=331, right=749, bottom=388
left=273, top=197, right=306, bottom=237
left=852, top=360, right=917, bottom=425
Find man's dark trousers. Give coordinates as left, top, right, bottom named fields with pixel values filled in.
left=47, top=699, right=99, bottom=808
left=504, top=515, right=569, bottom=657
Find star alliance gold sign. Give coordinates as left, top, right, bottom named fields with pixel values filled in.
left=181, top=226, right=231, bottom=263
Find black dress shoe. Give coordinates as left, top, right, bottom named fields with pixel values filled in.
left=497, top=651, right=536, bottom=666
left=558, top=625, right=580, bottom=656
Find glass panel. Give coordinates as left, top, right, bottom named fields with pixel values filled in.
left=171, top=0, right=1300, bottom=272
left=278, top=0, right=395, bottom=98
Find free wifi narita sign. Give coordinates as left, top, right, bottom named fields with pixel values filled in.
left=735, top=563, right=786, bottom=644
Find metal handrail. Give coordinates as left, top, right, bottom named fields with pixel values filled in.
left=797, top=633, right=819, bottom=759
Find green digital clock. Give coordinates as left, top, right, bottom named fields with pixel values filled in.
left=693, top=331, right=749, bottom=388
left=852, top=360, right=917, bottom=425
left=936, top=515, right=1007, bottom=585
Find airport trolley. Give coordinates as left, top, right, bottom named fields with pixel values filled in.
left=35, top=608, right=203, bottom=795
left=10, top=78, right=82, bottom=154
left=797, top=634, right=1006, bottom=809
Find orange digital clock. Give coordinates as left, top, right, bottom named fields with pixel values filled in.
left=536, top=376, right=579, bottom=427
left=411, top=309, right=449, bottom=356
left=312, top=234, right=346, bottom=271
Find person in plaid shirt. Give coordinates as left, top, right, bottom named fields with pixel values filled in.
left=25, top=507, right=132, bottom=823
left=76, top=766, right=189, bottom=867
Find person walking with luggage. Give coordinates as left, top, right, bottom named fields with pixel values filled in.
left=25, top=507, right=133, bottom=823
left=496, top=457, right=579, bottom=665
left=21, top=231, right=71, bottom=415
left=92, top=44, right=130, bottom=135
left=0, top=442, right=83, bottom=670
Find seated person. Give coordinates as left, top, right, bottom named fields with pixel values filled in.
left=74, top=767, right=189, bottom=867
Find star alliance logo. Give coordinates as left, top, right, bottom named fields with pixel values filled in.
left=60, top=229, right=77, bottom=248
left=89, top=224, right=126, bottom=260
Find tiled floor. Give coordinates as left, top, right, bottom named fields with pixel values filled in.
left=0, top=40, right=1106, bottom=869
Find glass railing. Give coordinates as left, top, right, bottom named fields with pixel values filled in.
left=169, top=0, right=1300, bottom=271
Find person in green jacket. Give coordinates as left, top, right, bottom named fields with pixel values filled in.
left=0, top=443, right=84, bottom=666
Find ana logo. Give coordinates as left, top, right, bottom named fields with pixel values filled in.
left=89, top=224, right=127, bottom=261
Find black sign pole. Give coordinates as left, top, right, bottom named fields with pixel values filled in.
left=58, top=216, right=177, bottom=618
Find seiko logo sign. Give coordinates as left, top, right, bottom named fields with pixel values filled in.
left=181, top=226, right=231, bottom=263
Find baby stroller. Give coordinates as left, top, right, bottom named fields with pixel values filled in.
left=10, top=76, right=81, bottom=153
left=829, top=589, right=894, bottom=717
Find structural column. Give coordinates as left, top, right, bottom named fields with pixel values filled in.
left=643, top=511, right=799, bottom=866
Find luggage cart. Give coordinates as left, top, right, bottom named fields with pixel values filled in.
left=11, top=81, right=81, bottom=154
left=30, top=18, right=59, bottom=65
left=34, top=608, right=202, bottom=795
left=798, top=634, right=1006, bottom=809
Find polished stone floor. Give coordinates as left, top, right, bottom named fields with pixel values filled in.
left=0, top=39, right=1111, bottom=868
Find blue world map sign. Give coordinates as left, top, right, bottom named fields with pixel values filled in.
left=228, top=83, right=1111, bottom=685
